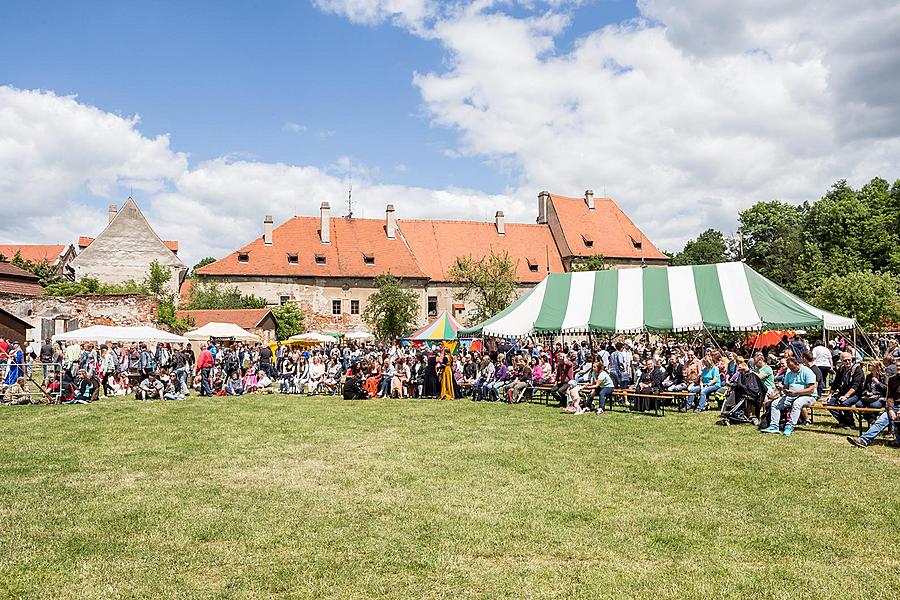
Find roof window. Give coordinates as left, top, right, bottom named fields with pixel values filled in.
left=315, top=254, right=326, bottom=265
left=237, top=253, right=249, bottom=263
left=526, top=257, right=539, bottom=272
left=582, top=234, right=594, bottom=249
left=630, top=236, right=643, bottom=250
left=287, top=254, right=298, bottom=265
left=363, top=253, right=375, bottom=265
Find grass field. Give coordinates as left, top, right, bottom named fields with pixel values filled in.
left=1, top=395, right=898, bottom=599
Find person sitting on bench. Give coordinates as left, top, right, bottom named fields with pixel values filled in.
left=829, top=352, right=864, bottom=427
left=760, top=356, right=818, bottom=437
left=847, top=360, right=899, bottom=448
left=633, top=357, right=664, bottom=412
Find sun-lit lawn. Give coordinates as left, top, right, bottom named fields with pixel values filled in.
left=0, top=394, right=897, bottom=599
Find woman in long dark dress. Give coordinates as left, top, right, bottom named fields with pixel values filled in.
left=422, top=352, right=440, bottom=397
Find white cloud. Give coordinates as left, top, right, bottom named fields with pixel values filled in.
left=319, top=0, right=900, bottom=252
left=283, top=121, right=307, bottom=133
left=0, top=86, right=509, bottom=267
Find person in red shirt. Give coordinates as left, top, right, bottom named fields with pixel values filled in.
left=196, top=345, right=214, bottom=396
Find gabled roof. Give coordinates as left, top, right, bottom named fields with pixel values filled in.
left=196, top=216, right=427, bottom=279
left=0, top=261, right=43, bottom=296
left=398, top=220, right=563, bottom=283
left=78, top=236, right=179, bottom=253
left=70, top=197, right=186, bottom=270
left=175, top=308, right=275, bottom=329
left=0, top=306, right=34, bottom=330
left=548, top=194, right=668, bottom=261
left=0, top=245, right=66, bottom=264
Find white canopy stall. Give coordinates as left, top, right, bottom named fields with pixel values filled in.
left=185, top=322, right=260, bottom=343
left=52, top=325, right=188, bottom=344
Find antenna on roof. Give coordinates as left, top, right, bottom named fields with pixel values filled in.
left=347, top=175, right=353, bottom=219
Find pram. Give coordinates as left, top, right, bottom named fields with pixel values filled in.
left=719, top=371, right=765, bottom=426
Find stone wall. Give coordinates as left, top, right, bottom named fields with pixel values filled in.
left=198, top=275, right=535, bottom=332
left=0, top=294, right=159, bottom=343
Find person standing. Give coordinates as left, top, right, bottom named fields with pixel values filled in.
left=196, top=344, right=215, bottom=397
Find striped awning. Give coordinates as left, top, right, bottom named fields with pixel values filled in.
left=405, top=311, right=464, bottom=340
left=461, top=262, right=855, bottom=338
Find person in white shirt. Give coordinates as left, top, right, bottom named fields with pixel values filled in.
left=811, top=340, right=834, bottom=384
left=306, top=356, right=326, bottom=394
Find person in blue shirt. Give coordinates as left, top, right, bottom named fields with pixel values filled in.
left=761, top=356, right=818, bottom=436
left=685, top=356, right=720, bottom=412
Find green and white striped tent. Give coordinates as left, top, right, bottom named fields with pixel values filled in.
left=461, top=262, right=855, bottom=338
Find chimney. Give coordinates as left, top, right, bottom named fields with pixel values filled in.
left=263, top=215, right=274, bottom=246
left=495, top=210, right=505, bottom=235
left=584, top=189, right=594, bottom=210
left=319, top=202, right=331, bottom=244
left=537, top=191, right=550, bottom=224
left=108, top=204, right=118, bottom=223
left=386, top=204, right=396, bottom=239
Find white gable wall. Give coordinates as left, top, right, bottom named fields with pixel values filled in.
left=70, top=199, right=187, bottom=297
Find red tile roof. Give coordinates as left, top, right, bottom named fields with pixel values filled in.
left=175, top=308, right=275, bottom=329
left=0, top=245, right=65, bottom=264
left=196, top=216, right=427, bottom=278
left=179, top=278, right=194, bottom=304
left=398, top=220, right=563, bottom=283
left=0, top=261, right=43, bottom=296
left=548, top=194, right=668, bottom=261
left=79, top=236, right=179, bottom=253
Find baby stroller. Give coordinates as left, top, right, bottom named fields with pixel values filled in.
left=719, top=371, right=765, bottom=426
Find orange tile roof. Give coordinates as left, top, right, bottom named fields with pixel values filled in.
left=548, top=194, right=668, bottom=260
left=175, top=308, right=274, bottom=329
left=0, top=245, right=65, bottom=264
left=179, top=278, right=194, bottom=304
left=78, top=236, right=178, bottom=253
left=398, top=220, right=564, bottom=283
left=196, top=216, right=427, bottom=278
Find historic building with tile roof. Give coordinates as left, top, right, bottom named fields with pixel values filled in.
left=196, top=191, right=667, bottom=329
left=0, top=244, right=77, bottom=278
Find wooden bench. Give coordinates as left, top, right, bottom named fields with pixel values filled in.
left=610, top=389, right=666, bottom=416
left=527, top=385, right=555, bottom=405
left=807, top=402, right=884, bottom=436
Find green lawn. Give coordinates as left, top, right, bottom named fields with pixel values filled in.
left=1, top=395, right=897, bottom=599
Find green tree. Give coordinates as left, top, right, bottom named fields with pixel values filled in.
left=671, top=229, right=736, bottom=266
left=10, top=251, right=62, bottom=287
left=570, top=254, right=610, bottom=272
left=449, top=249, right=517, bottom=324
left=185, top=281, right=267, bottom=310
left=191, top=257, right=216, bottom=276
left=738, top=201, right=824, bottom=297
left=813, top=270, right=900, bottom=330
left=272, top=302, right=305, bottom=340
left=362, top=274, right=419, bottom=341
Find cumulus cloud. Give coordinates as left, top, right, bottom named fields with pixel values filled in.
left=0, top=86, right=509, bottom=266
left=318, top=0, right=900, bottom=252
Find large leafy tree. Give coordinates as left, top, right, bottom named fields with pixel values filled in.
left=671, top=229, right=736, bottom=266
left=738, top=201, right=824, bottom=296
left=813, top=271, right=900, bottom=330
left=8, top=251, right=62, bottom=287
left=363, top=274, right=419, bottom=341
left=449, top=249, right=518, bottom=325
left=272, top=302, right=305, bottom=340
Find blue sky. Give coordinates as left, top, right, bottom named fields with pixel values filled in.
left=0, top=0, right=636, bottom=194
left=2, top=1, right=895, bottom=263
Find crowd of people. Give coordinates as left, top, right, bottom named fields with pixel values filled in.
left=1, top=331, right=897, bottom=449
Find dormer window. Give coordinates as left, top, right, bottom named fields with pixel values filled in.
left=529, top=263, right=539, bottom=272
left=238, top=253, right=249, bottom=263
left=287, top=254, right=298, bottom=265
left=526, top=257, right=539, bottom=272
left=363, top=253, right=375, bottom=265
left=315, top=254, right=326, bottom=265
left=582, top=234, right=594, bottom=249
left=630, top=236, right=642, bottom=250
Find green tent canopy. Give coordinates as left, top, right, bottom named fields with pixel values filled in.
left=460, top=262, right=855, bottom=338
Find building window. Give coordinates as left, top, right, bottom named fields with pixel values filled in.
left=363, top=253, right=375, bottom=265
left=631, top=238, right=642, bottom=249
left=332, top=299, right=342, bottom=315
left=427, top=296, right=437, bottom=316
left=280, top=295, right=290, bottom=305
left=529, top=263, right=539, bottom=272
left=315, top=254, right=326, bottom=265
left=350, top=299, right=360, bottom=315
left=582, top=234, right=594, bottom=249
left=237, top=253, right=249, bottom=263
left=287, top=254, right=298, bottom=264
